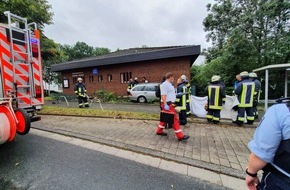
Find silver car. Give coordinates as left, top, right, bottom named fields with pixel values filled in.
left=129, top=83, right=159, bottom=103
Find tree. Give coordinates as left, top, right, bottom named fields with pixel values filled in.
left=192, top=0, right=290, bottom=95
left=0, top=0, right=53, bottom=31
left=60, top=41, right=110, bottom=61
left=203, top=0, right=289, bottom=67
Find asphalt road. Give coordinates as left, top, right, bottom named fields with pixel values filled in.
left=0, top=132, right=230, bottom=190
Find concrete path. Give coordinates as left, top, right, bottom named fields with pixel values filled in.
left=32, top=115, right=256, bottom=183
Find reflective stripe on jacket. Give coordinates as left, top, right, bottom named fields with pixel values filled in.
left=235, top=80, right=255, bottom=107
left=207, top=83, right=225, bottom=110
left=176, top=83, right=187, bottom=110
left=74, top=83, right=87, bottom=96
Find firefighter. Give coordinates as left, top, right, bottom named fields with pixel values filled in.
left=175, top=77, right=188, bottom=125
left=249, top=72, right=261, bottom=119
left=234, top=71, right=255, bottom=126
left=127, top=78, right=134, bottom=95
left=181, top=75, right=191, bottom=116
left=245, top=98, right=290, bottom=190
left=74, top=77, right=89, bottom=108
left=206, top=75, right=226, bottom=124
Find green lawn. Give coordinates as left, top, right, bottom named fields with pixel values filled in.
left=38, top=106, right=159, bottom=120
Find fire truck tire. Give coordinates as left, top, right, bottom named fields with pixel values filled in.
left=15, top=108, right=31, bottom=135
left=0, top=105, right=17, bottom=142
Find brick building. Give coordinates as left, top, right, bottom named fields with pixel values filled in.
left=51, top=45, right=200, bottom=96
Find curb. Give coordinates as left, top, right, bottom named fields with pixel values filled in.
left=38, top=113, right=258, bottom=128
left=32, top=124, right=245, bottom=180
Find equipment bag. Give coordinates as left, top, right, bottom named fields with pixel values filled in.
left=160, top=111, right=174, bottom=124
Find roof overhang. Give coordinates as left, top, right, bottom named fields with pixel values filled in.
left=51, top=45, right=201, bottom=72
left=253, top=63, right=290, bottom=72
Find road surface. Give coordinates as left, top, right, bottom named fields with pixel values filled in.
left=0, top=130, right=230, bottom=190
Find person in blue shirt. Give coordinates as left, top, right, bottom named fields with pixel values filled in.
left=245, top=98, right=290, bottom=190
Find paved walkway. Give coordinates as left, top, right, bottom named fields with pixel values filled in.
left=32, top=115, right=256, bottom=180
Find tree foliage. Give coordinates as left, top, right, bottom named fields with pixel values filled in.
left=193, top=0, right=290, bottom=96
left=60, top=41, right=110, bottom=61
left=0, top=0, right=53, bottom=30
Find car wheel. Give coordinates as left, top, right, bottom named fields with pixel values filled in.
left=137, top=96, right=147, bottom=103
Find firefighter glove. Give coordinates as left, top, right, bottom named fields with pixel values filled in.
left=164, top=103, right=170, bottom=111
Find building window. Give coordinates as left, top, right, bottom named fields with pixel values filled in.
left=107, top=74, right=112, bottom=82
left=72, top=72, right=85, bottom=83
left=120, top=72, right=132, bottom=83
left=89, top=76, right=94, bottom=83
left=98, top=75, right=103, bottom=82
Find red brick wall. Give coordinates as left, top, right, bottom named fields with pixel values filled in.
left=61, top=57, right=191, bottom=96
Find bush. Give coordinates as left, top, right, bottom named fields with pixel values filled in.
left=95, top=90, right=117, bottom=102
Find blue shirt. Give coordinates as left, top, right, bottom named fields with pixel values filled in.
left=248, top=104, right=290, bottom=175
left=160, top=80, right=176, bottom=103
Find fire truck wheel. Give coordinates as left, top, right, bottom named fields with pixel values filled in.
left=0, top=105, right=17, bottom=142
left=15, top=108, right=31, bottom=135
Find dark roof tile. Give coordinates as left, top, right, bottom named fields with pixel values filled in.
left=51, top=45, right=200, bottom=72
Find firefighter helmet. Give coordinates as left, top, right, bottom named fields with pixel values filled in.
left=181, top=75, right=187, bottom=80
left=240, top=71, right=249, bottom=78
left=211, top=75, right=221, bottom=82
left=249, top=72, right=257, bottom=78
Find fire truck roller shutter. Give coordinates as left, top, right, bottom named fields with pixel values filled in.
left=14, top=108, right=30, bottom=135
left=0, top=105, right=16, bottom=143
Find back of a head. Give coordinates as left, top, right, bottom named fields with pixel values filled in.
left=165, top=72, right=174, bottom=79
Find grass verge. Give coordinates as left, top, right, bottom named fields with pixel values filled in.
left=38, top=106, right=159, bottom=120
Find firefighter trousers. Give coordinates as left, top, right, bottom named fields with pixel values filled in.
left=179, top=110, right=187, bottom=125
left=156, top=103, right=185, bottom=139
left=78, top=96, right=89, bottom=108
left=206, top=109, right=221, bottom=123
left=186, top=103, right=191, bottom=116
left=237, top=107, right=254, bottom=125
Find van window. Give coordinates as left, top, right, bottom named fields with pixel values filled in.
left=132, top=85, right=145, bottom=91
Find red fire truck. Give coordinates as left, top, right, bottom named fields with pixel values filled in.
left=0, top=11, right=44, bottom=144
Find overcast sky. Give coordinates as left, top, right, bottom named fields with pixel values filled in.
left=45, top=0, right=214, bottom=55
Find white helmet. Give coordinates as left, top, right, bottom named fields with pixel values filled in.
left=77, top=77, right=83, bottom=82
left=181, top=75, right=187, bottom=81
left=211, top=75, right=221, bottom=82
left=240, top=71, right=249, bottom=78
left=249, top=72, right=257, bottom=78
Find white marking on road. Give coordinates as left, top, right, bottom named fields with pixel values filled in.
left=29, top=129, right=246, bottom=190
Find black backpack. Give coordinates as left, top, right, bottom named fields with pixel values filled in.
left=155, top=84, right=161, bottom=98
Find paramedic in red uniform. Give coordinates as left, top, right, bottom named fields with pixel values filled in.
left=74, top=77, right=89, bottom=108
left=156, top=72, right=190, bottom=141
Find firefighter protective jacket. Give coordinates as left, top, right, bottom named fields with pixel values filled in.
left=175, top=83, right=187, bottom=110
left=186, top=83, right=191, bottom=103
left=253, top=79, right=261, bottom=100
left=235, top=79, right=255, bottom=107
left=207, top=82, right=226, bottom=110
left=74, top=83, right=87, bottom=97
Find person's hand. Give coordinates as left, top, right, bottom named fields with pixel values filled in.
left=164, top=104, right=170, bottom=111
left=245, top=175, right=259, bottom=190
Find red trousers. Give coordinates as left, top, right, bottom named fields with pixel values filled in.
left=156, top=103, right=185, bottom=139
